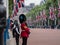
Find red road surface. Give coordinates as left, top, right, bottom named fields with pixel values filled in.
left=19, top=29, right=60, bottom=45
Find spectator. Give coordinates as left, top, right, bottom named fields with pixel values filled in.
left=10, top=20, right=20, bottom=45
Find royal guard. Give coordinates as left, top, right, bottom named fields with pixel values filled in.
left=19, top=14, right=30, bottom=45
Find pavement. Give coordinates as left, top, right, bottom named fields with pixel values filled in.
left=9, top=28, right=60, bottom=45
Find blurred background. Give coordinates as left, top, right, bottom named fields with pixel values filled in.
left=3, top=0, right=60, bottom=29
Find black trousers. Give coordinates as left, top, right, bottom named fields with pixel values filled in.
left=22, top=37, right=27, bottom=45
left=13, top=32, right=19, bottom=45
left=15, top=36, right=19, bottom=45
left=13, top=35, right=19, bottom=45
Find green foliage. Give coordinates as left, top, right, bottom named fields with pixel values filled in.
left=26, top=0, right=58, bottom=20
left=9, top=0, right=13, bottom=16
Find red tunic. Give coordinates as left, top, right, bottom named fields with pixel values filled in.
left=21, top=23, right=30, bottom=37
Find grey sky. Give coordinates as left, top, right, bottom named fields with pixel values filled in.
left=25, top=0, right=42, bottom=6
left=3, top=0, right=42, bottom=6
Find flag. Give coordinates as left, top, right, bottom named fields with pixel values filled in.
left=17, top=0, right=19, bottom=3
left=58, top=13, right=60, bottom=18
left=43, top=10, right=47, bottom=19
left=16, top=0, right=21, bottom=8
left=20, top=0, right=24, bottom=7
left=49, top=7, right=55, bottom=17
left=58, top=0, right=60, bottom=8
left=12, top=0, right=25, bottom=17
left=49, top=7, right=55, bottom=20
left=16, top=3, right=18, bottom=12
left=14, top=9, right=17, bottom=16
left=36, top=15, right=40, bottom=19
left=58, top=8, right=60, bottom=18
left=49, top=7, right=53, bottom=16
left=13, top=5, right=17, bottom=17
left=13, top=10, right=17, bottom=17
left=21, top=1, right=24, bottom=7
left=18, top=1, right=21, bottom=8
left=13, top=0, right=16, bottom=5
left=13, top=0, right=18, bottom=17
left=21, top=0, right=24, bottom=2
left=13, top=0, right=19, bottom=12
left=58, top=0, right=60, bottom=18
left=15, top=0, right=25, bottom=8
left=22, top=2, right=24, bottom=7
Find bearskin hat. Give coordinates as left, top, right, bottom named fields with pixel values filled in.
left=19, top=14, right=26, bottom=23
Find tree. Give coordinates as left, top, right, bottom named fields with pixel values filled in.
left=26, top=0, right=58, bottom=27
left=9, top=0, right=13, bottom=16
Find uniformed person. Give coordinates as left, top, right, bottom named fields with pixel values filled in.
left=19, top=14, right=30, bottom=45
